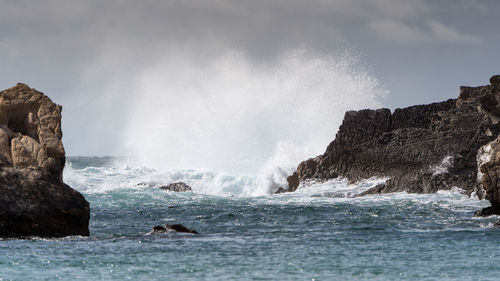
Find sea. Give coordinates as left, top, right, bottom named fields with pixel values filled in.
left=1, top=156, right=500, bottom=281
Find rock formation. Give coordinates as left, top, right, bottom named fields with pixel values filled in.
left=476, top=75, right=500, bottom=216
left=0, top=84, right=89, bottom=238
left=283, top=76, right=500, bottom=198
left=159, top=182, right=192, bottom=192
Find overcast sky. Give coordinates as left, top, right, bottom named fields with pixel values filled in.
left=1, top=0, right=499, bottom=171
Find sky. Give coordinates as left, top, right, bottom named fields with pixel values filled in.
left=0, top=0, right=499, bottom=173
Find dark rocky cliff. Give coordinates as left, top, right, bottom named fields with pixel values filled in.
left=0, top=84, right=89, bottom=238
left=284, top=76, right=500, bottom=197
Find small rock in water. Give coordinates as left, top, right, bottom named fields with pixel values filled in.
left=159, top=182, right=192, bottom=192
left=152, top=226, right=167, bottom=233
left=474, top=207, right=495, bottom=217
left=166, top=224, right=198, bottom=234
left=149, top=224, right=198, bottom=234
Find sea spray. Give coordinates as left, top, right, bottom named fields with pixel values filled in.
left=118, top=49, right=386, bottom=189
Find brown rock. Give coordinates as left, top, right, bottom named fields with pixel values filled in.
left=0, top=84, right=89, bottom=238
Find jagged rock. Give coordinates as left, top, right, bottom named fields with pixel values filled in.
left=149, top=224, right=198, bottom=234
left=475, top=79, right=500, bottom=215
left=0, top=84, right=89, bottom=238
left=283, top=76, right=500, bottom=196
left=159, top=182, right=192, bottom=192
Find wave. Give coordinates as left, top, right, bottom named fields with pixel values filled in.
left=64, top=157, right=386, bottom=197
left=64, top=158, right=265, bottom=196
left=64, top=157, right=486, bottom=207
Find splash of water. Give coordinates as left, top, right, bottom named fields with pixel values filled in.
left=118, top=49, right=386, bottom=191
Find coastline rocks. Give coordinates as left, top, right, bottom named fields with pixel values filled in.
left=0, top=84, right=89, bottom=238
left=474, top=77, right=500, bottom=215
left=478, top=138, right=500, bottom=214
left=159, top=182, right=192, bottom=192
left=149, top=224, right=198, bottom=234
left=283, top=76, right=500, bottom=196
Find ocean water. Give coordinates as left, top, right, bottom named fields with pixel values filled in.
left=1, top=156, right=500, bottom=280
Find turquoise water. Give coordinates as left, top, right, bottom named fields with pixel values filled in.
left=1, top=157, right=499, bottom=280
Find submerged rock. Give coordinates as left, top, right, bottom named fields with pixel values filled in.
left=0, top=84, right=89, bottom=238
left=283, top=76, right=500, bottom=196
left=149, top=224, right=198, bottom=234
left=159, top=182, right=192, bottom=192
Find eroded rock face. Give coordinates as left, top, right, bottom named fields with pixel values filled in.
left=284, top=76, right=500, bottom=196
left=0, top=84, right=65, bottom=176
left=0, top=84, right=89, bottom=238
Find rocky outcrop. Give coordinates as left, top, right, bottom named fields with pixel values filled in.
left=159, top=182, right=192, bottom=192
left=149, top=224, right=198, bottom=234
left=284, top=76, right=500, bottom=197
left=0, top=84, right=89, bottom=238
left=476, top=75, right=500, bottom=216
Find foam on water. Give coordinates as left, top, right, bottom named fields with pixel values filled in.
left=65, top=158, right=267, bottom=196
left=65, top=157, right=390, bottom=198
left=64, top=156, right=489, bottom=214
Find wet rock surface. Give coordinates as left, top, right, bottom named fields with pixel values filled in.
left=0, top=84, right=89, bottom=238
left=159, top=182, right=192, bottom=192
left=284, top=76, right=500, bottom=196
left=149, top=224, right=198, bottom=234
left=474, top=207, right=495, bottom=217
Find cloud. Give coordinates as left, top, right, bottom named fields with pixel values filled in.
left=369, top=20, right=429, bottom=43
left=0, top=0, right=493, bottom=159
left=368, top=0, right=430, bottom=19
left=427, top=20, right=481, bottom=44
left=0, top=40, right=19, bottom=57
left=369, top=19, right=481, bottom=44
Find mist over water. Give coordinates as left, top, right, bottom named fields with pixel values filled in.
left=117, top=49, right=386, bottom=187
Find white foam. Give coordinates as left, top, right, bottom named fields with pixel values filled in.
left=477, top=140, right=496, bottom=181
left=64, top=158, right=492, bottom=221
left=431, top=155, right=453, bottom=175
left=64, top=160, right=267, bottom=197
left=273, top=177, right=389, bottom=198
